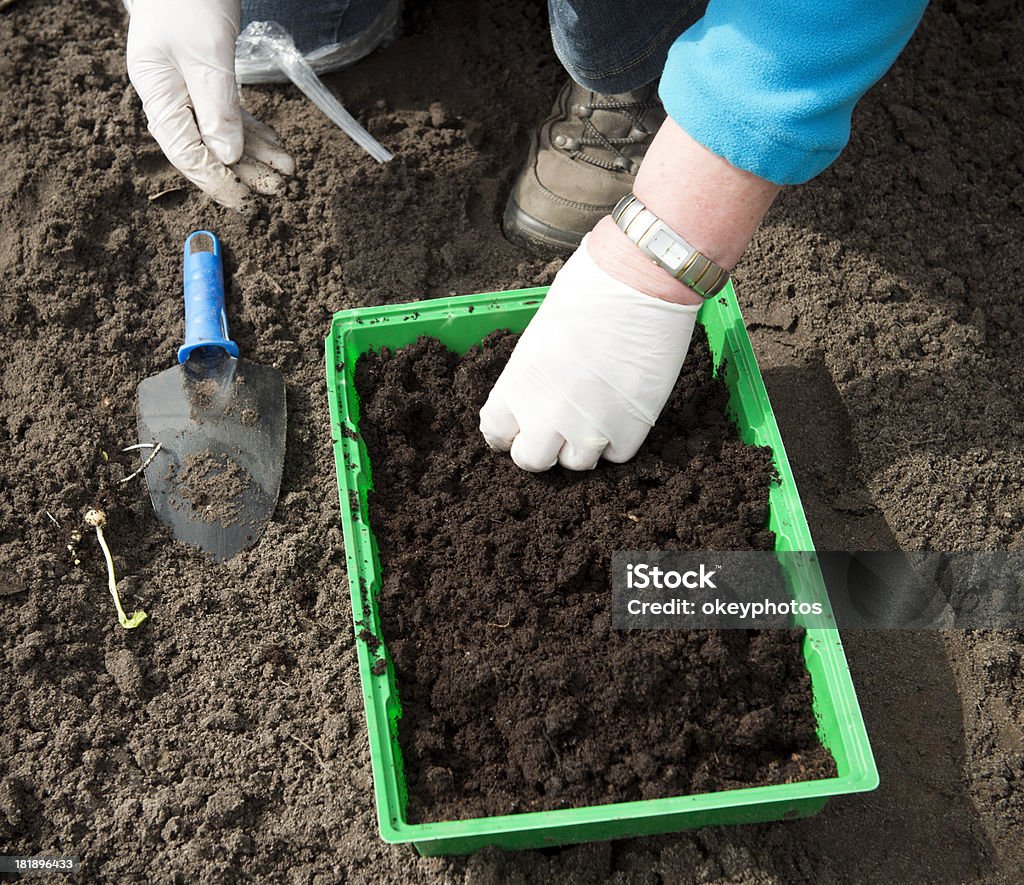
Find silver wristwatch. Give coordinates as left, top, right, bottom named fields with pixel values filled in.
left=611, top=193, right=730, bottom=299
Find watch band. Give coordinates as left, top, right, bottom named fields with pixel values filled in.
left=611, top=193, right=730, bottom=299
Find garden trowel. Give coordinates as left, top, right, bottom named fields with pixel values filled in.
left=135, top=231, right=286, bottom=562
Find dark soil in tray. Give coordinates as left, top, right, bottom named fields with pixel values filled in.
left=355, top=330, right=836, bottom=822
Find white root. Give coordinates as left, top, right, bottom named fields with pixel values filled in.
left=118, top=442, right=162, bottom=485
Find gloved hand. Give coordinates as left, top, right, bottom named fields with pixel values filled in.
left=480, top=235, right=700, bottom=472
left=126, top=0, right=295, bottom=210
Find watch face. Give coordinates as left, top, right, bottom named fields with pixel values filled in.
left=645, top=227, right=691, bottom=272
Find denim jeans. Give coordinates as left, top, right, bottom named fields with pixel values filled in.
left=548, top=0, right=708, bottom=93
left=241, top=0, right=709, bottom=93
left=241, top=0, right=391, bottom=55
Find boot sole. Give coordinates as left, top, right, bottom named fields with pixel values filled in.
left=502, top=196, right=584, bottom=256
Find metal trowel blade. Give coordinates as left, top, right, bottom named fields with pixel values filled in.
left=136, top=352, right=286, bottom=562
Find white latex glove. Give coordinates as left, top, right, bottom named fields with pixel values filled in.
left=126, top=0, right=295, bottom=210
left=480, top=236, right=700, bottom=472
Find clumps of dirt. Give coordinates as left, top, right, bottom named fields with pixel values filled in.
left=186, top=363, right=262, bottom=429
left=355, top=330, right=835, bottom=823
left=357, top=627, right=381, bottom=653
left=168, top=452, right=248, bottom=526
left=189, top=378, right=220, bottom=415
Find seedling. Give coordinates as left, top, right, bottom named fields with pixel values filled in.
left=84, top=508, right=147, bottom=630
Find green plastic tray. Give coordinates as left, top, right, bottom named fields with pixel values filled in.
left=325, top=284, right=878, bottom=857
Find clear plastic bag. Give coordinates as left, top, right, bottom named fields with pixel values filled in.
left=235, top=1, right=401, bottom=85
left=236, top=21, right=393, bottom=162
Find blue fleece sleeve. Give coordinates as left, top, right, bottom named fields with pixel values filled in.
left=658, top=0, right=928, bottom=184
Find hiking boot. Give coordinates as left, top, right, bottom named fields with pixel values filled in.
left=503, top=80, right=665, bottom=254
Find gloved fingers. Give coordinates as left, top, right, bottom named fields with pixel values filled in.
left=147, top=99, right=253, bottom=211
left=232, top=154, right=287, bottom=197
left=510, top=426, right=564, bottom=473
left=182, top=62, right=244, bottom=166
left=479, top=393, right=520, bottom=452
left=242, top=108, right=286, bottom=149
left=241, top=114, right=296, bottom=177
left=557, top=438, right=606, bottom=471
left=601, top=424, right=652, bottom=464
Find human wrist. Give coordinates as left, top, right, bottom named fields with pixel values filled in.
left=632, top=118, right=781, bottom=270
left=588, top=216, right=705, bottom=306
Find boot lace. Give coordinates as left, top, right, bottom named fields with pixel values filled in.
left=567, top=98, right=659, bottom=172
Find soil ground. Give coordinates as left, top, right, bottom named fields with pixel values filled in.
left=357, top=332, right=832, bottom=823
left=1, top=0, right=1022, bottom=882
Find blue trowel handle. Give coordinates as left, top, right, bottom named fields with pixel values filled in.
left=177, top=230, right=240, bottom=364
